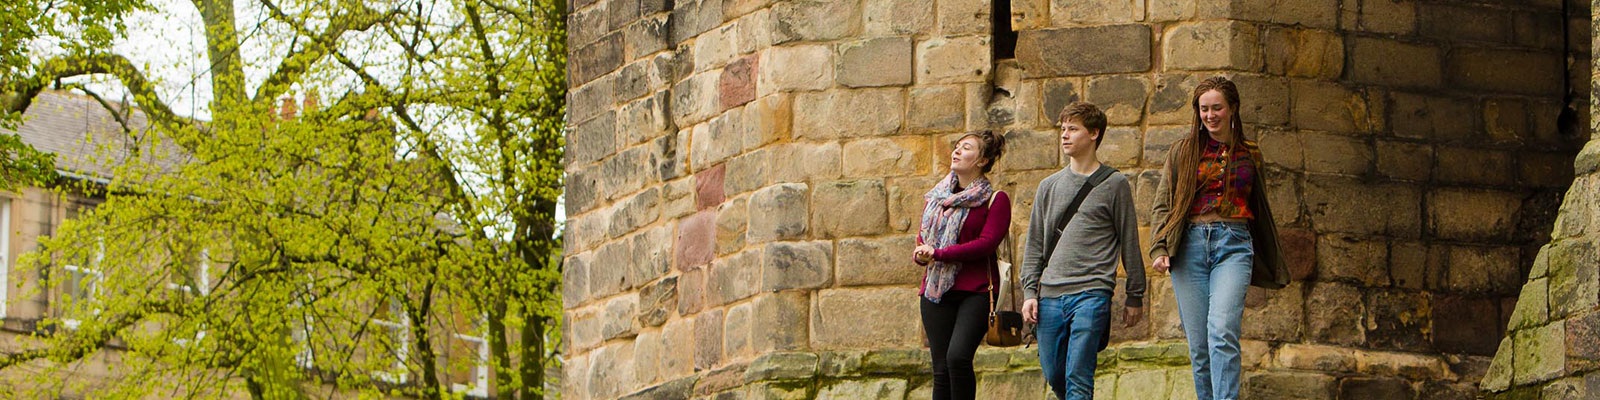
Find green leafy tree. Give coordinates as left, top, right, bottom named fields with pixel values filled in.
left=0, top=0, right=565, bottom=398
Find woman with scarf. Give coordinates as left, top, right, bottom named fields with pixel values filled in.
left=913, top=130, right=1010, bottom=400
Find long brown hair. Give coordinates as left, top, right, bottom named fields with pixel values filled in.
left=1154, top=76, right=1250, bottom=241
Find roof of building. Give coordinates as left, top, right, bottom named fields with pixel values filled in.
left=3, top=90, right=189, bottom=181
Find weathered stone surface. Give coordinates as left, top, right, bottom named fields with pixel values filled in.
left=570, top=110, right=617, bottom=165
left=751, top=291, right=810, bottom=352
left=935, top=0, right=987, bottom=34
left=745, top=352, right=820, bottom=381
left=1051, top=0, right=1142, bottom=26
left=1434, top=146, right=1513, bottom=186
left=1448, top=48, right=1564, bottom=96
left=812, top=179, right=889, bottom=238
left=1482, top=337, right=1515, bottom=391
left=863, top=348, right=929, bottom=374
left=863, top=0, right=933, bottom=36
left=1307, top=282, right=1365, bottom=346
left=1275, top=344, right=1356, bottom=372
left=1113, top=369, right=1170, bottom=400
left=724, top=148, right=769, bottom=196
left=592, top=239, right=633, bottom=298
left=974, top=371, right=1047, bottom=399
left=669, top=0, right=722, bottom=45
left=886, top=175, right=941, bottom=233
left=1513, top=321, right=1567, bottom=385
left=1431, top=294, right=1501, bottom=356
left=588, top=342, right=639, bottom=399
left=1291, top=80, right=1370, bottom=133
left=618, top=93, right=676, bottom=147
left=1164, top=21, right=1260, bottom=72
left=1338, top=377, right=1415, bottom=400
left=761, top=241, right=834, bottom=291
left=564, top=252, right=593, bottom=309
left=816, top=378, right=907, bottom=400
left=794, top=88, right=906, bottom=139
left=908, top=86, right=965, bottom=132
left=1085, top=75, right=1149, bottom=125
left=748, top=183, right=808, bottom=243
left=573, top=33, right=625, bottom=86
left=690, top=110, right=745, bottom=170
left=1343, top=0, right=1414, bottom=35
left=601, top=293, right=642, bottom=341
left=771, top=0, right=860, bottom=43
left=1242, top=371, right=1335, bottom=400
left=1017, top=25, right=1152, bottom=77
left=1299, top=132, right=1372, bottom=175
left=672, top=72, right=722, bottom=128
left=812, top=287, right=921, bottom=349
left=1419, top=3, right=1509, bottom=44
left=744, top=95, right=792, bottom=152
left=1229, top=73, right=1290, bottom=126
left=1548, top=239, right=1599, bottom=319
left=837, top=37, right=913, bottom=87
left=821, top=351, right=865, bottom=376
left=1316, top=235, right=1389, bottom=286
left=720, top=55, right=758, bottom=109
left=723, top=0, right=774, bottom=19
left=710, top=248, right=761, bottom=306
left=1374, top=139, right=1431, bottom=181
left=677, top=265, right=708, bottom=315
left=620, top=376, right=697, bottom=400
left=992, top=129, right=1058, bottom=171
left=1242, top=283, right=1305, bottom=342
left=1366, top=289, right=1432, bottom=352
left=1439, top=245, right=1521, bottom=294
left=1098, top=127, right=1140, bottom=167
left=1388, top=92, right=1475, bottom=142
left=1263, top=28, right=1343, bottom=79
left=836, top=236, right=920, bottom=286
left=637, top=276, right=678, bottom=327
left=1041, top=78, right=1082, bottom=124
left=694, top=308, right=725, bottom=371
left=1348, top=37, right=1442, bottom=88
left=675, top=210, right=717, bottom=269
left=735, top=9, right=774, bottom=55
left=769, top=142, right=843, bottom=183
left=1427, top=188, right=1520, bottom=241
left=842, top=137, right=931, bottom=177
left=1233, top=0, right=1337, bottom=29
left=916, top=36, right=991, bottom=84
left=758, top=44, right=833, bottom=94
left=694, top=165, right=726, bottom=211
left=629, top=223, right=675, bottom=287
left=723, top=301, right=753, bottom=360
left=623, top=16, right=671, bottom=60
left=1304, top=177, right=1420, bottom=237
left=1567, top=310, right=1600, bottom=367
left=1141, top=126, right=1188, bottom=166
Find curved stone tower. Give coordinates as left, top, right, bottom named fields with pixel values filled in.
left=562, top=0, right=1594, bottom=398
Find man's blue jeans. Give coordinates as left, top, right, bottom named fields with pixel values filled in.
left=1171, top=222, right=1254, bottom=400
left=1037, top=289, right=1111, bottom=400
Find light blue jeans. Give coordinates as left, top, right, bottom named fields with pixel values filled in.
left=1036, top=289, right=1111, bottom=400
left=1171, top=222, right=1253, bottom=400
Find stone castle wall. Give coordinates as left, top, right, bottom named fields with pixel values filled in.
left=561, top=0, right=1593, bottom=398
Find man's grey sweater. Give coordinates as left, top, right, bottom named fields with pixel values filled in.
left=1022, top=166, right=1146, bottom=307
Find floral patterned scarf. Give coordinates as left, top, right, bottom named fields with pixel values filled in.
left=918, top=172, right=994, bottom=303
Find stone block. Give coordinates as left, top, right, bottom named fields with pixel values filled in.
left=1017, top=25, right=1152, bottom=77
left=1440, top=245, right=1521, bottom=294
left=1513, top=321, right=1567, bottom=385
left=724, top=148, right=770, bottom=196
left=637, top=276, right=678, bottom=327
left=564, top=253, right=592, bottom=309
left=1374, top=139, right=1431, bottom=181
left=751, top=291, right=810, bottom=352
left=723, top=302, right=753, bottom=360
left=1568, top=310, right=1600, bottom=367
left=987, top=129, right=1054, bottom=171
left=1229, top=73, right=1290, bottom=126
left=1242, top=371, right=1335, bottom=400
left=1099, top=127, right=1140, bottom=167
left=1274, top=344, right=1356, bottom=372
left=1348, top=37, right=1442, bottom=88
left=936, top=0, right=987, bottom=34
left=601, top=293, right=641, bottom=341
left=1419, top=3, right=1509, bottom=44
left=748, top=183, right=809, bottom=243
left=694, top=164, right=726, bottom=211
left=1290, top=80, right=1370, bottom=134
left=1448, top=48, right=1564, bottom=96
left=1426, top=188, right=1521, bottom=241
left=709, top=248, right=761, bottom=307
left=1231, top=0, right=1337, bottom=29
left=1518, top=151, right=1576, bottom=188
left=770, top=142, right=843, bottom=183
left=1304, top=177, right=1420, bottom=237
left=631, top=330, right=663, bottom=389
left=629, top=223, right=676, bottom=287
left=1300, top=132, right=1372, bottom=175
left=1142, top=126, right=1188, bottom=166
left=1241, top=283, right=1305, bottom=342
left=618, top=93, right=675, bottom=148
left=812, top=179, right=889, bottom=238
left=723, top=0, right=773, bottom=20
left=588, top=342, right=638, bottom=399
left=842, top=137, right=932, bottom=177
left=908, top=86, right=965, bottom=132
left=757, top=44, right=833, bottom=94
left=1084, top=75, right=1149, bottom=125
left=916, top=36, right=992, bottom=84
left=720, top=55, right=758, bottom=110
left=745, top=352, right=820, bottom=382
left=569, top=110, right=617, bottom=165
left=1365, top=289, right=1432, bottom=352
left=573, top=33, right=625, bottom=86
left=1343, top=0, right=1413, bottom=35
left=1338, top=377, right=1415, bottom=400
left=812, top=287, right=922, bottom=349
left=886, top=175, right=941, bottom=233
left=1431, top=294, right=1501, bottom=356
left=864, top=0, right=933, bottom=36
left=772, top=0, right=860, bottom=43
left=653, top=130, right=691, bottom=182
left=1051, top=0, right=1143, bottom=26
left=761, top=241, right=834, bottom=291
left=1316, top=235, right=1389, bottom=286
left=672, top=72, right=722, bottom=128
left=572, top=75, right=615, bottom=125
left=675, top=210, right=718, bottom=269
left=1164, top=21, right=1260, bottom=72
left=1263, top=27, right=1343, bottom=80
left=1437, top=147, right=1515, bottom=187
left=624, top=16, right=671, bottom=60
left=1549, top=239, right=1599, bottom=319
left=1388, top=92, right=1475, bottom=142
left=571, top=4, right=610, bottom=48
left=592, top=239, right=632, bottom=298
left=567, top=164, right=604, bottom=215
left=669, top=0, right=722, bottom=45
left=1307, top=282, right=1365, bottom=346
left=793, top=88, right=906, bottom=139
left=816, top=379, right=908, bottom=400
left=694, top=308, right=725, bottom=371
left=976, top=371, right=1048, bottom=400
left=838, top=37, right=914, bottom=88
left=1113, top=369, right=1169, bottom=400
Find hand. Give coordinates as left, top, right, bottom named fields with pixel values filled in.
left=1152, top=256, right=1170, bottom=274
left=914, top=245, right=936, bottom=263
left=1022, top=299, right=1039, bottom=324
left=1123, top=306, right=1144, bottom=328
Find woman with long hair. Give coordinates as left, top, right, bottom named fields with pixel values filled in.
left=1147, top=76, right=1290, bottom=400
left=913, top=130, right=1010, bottom=400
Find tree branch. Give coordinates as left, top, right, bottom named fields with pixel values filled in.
left=0, top=298, right=182, bottom=369
left=252, top=3, right=394, bottom=103
left=2, top=54, right=182, bottom=131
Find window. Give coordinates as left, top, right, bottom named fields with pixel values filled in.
left=992, top=0, right=1018, bottom=60
left=60, top=202, right=102, bottom=330
left=446, top=317, right=490, bottom=398
left=168, top=249, right=210, bottom=346
left=370, top=298, right=411, bottom=384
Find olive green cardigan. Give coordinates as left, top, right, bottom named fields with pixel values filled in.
left=1147, top=141, right=1291, bottom=289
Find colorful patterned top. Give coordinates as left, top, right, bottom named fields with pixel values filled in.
left=1188, top=136, right=1257, bottom=219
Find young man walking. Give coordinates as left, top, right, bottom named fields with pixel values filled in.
left=1021, top=101, right=1147, bottom=400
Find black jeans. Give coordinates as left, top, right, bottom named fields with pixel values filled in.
left=920, top=290, right=990, bottom=400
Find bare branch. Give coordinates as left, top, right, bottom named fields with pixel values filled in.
left=252, top=3, right=395, bottom=103
left=3, top=54, right=182, bottom=131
